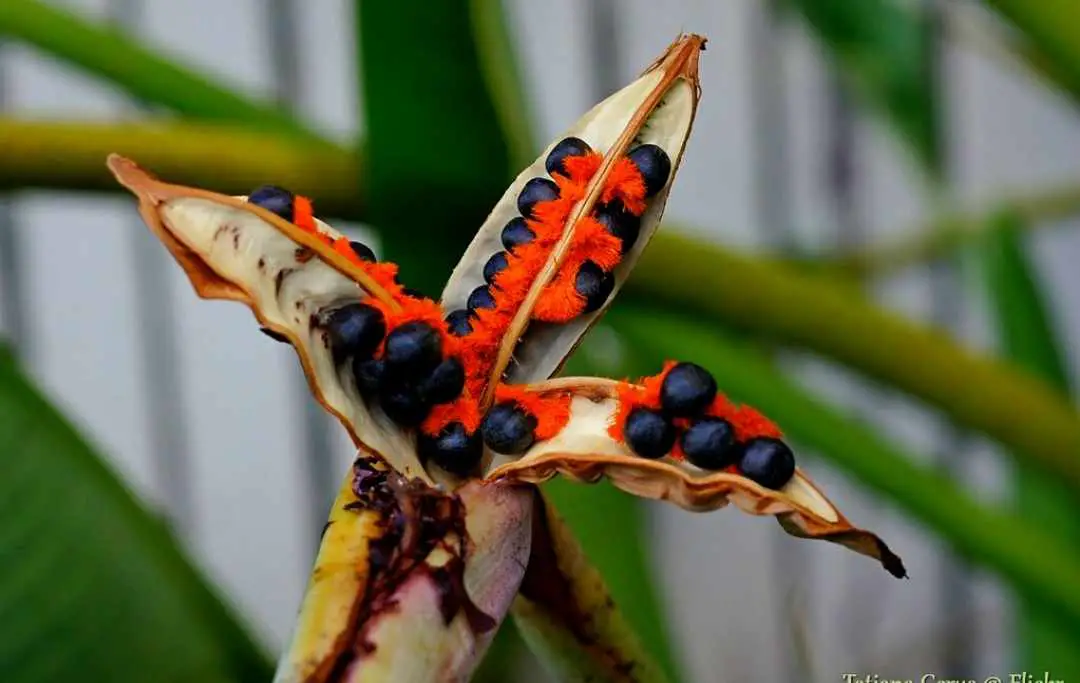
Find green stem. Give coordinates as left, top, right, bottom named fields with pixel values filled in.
left=628, top=232, right=1080, bottom=493
left=0, top=0, right=324, bottom=141
left=610, top=305, right=1080, bottom=636
left=0, top=119, right=361, bottom=216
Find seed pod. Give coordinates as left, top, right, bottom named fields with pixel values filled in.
left=482, top=378, right=905, bottom=578
left=440, top=32, right=704, bottom=392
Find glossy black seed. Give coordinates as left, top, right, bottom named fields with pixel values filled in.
left=378, top=384, right=431, bottom=428
left=418, top=422, right=483, bottom=476
left=352, top=358, right=385, bottom=396
left=445, top=309, right=475, bottom=337
left=247, top=185, right=294, bottom=220
left=383, top=321, right=442, bottom=378
left=517, top=177, right=560, bottom=218
left=737, top=438, right=796, bottom=490
left=349, top=241, right=376, bottom=262
left=545, top=137, right=592, bottom=177
left=660, top=362, right=717, bottom=417
left=501, top=217, right=536, bottom=252
left=624, top=407, right=676, bottom=459
left=575, top=260, right=616, bottom=314
left=483, top=252, right=509, bottom=284
left=481, top=402, right=537, bottom=454
left=418, top=357, right=465, bottom=405
left=627, top=144, right=672, bottom=197
left=325, top=303, right=385, bottom=361
left=467, top=285, right=497, bottom=311
left=681, top=417, right=738, bottom=470
left=595, top=200, right=642, bottom=255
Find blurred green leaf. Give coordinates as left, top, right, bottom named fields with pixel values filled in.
left=0, top=0, right=324, bottom=142
left=783, top=0, right=939, bottom=172
left=630, top=233, right=1080, bottom=495
left=0, top=348, right=273, bottom=683
left=609, top=304, right=1080, bottom=636
left=976, top=212, right=1080, bottom=676
left=982, top=0, right=1080, bottom=108
left=355, top=0, right=510, bottom=295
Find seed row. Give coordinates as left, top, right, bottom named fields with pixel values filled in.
left=613, top=362, right=796, bottom=490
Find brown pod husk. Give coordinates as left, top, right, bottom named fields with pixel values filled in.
left=107, top=155, right=431, bottom=482
left=482, top=380, right=906, bottom=578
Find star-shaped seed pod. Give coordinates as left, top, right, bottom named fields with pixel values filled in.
left=108, top=33, right=904, bottom=683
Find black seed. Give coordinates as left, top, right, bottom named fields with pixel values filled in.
left=660, top=362, right=717, bottom=417
left=483, top=252, right=509, bottom=284
left=378, top=383, right=431, bottom=428
left=681, top=418, right=738, bottom=470
left=517, top=177, right=560, bottom=218
left=445, top=309, right=475, bottom=337
left=595, top=200, right=642, bottom=254
left=325, top=303, right=385, bottom=361
left=349, top=240, right=376, bottom=262
left=627, top=144, right=671, bottom=197
left=247, top=185, right=294, bottom=220
left=383, top=321, right=442, bottom=378
left=353, top=358, right=385, bottom=396
left=737, top=438, right=796, bottom=490
left=481, top=402, right=537, bottom=454
left=467, top=285, right=496, bottom=311
left=575, top=260, right=616, bottom=314
left=418, top=357, right=465, bottom=405
left=501, top=217, right=535, bottom=252
left=545, top=136, right=592, bottom=177
left=418, top=422, right=483, bottom=476
left=624, top=407, right=676, bottom=459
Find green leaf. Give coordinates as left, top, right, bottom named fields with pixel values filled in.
left=975, top=211, right=1080, bottom=676
left=354, top=0, right=511, bottom=294
left=0, top=348, right=273, bottom=683
left=0, top=0, right=322, bottom=142
left=629, top=232, right=1080, bottom=495
left=608, top=304, right=1080, bottom=636
left=981, top=0, right=1080, bottom=109
left=783, top=0, right=939, bottom=172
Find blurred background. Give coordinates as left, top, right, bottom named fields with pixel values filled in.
left=1, top=1, right=1079, bottom=682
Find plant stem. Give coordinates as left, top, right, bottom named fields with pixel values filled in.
left=0, top=0, right=323, bottom=141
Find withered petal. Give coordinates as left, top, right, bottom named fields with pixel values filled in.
left=483, top=383, right=906, bottom=577
left=275, top=457, right=533, bottom=683
left=107, top=155, right=429, bottom=481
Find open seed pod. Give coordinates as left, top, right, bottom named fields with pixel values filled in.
left=108, top=30, right=905, bottom=683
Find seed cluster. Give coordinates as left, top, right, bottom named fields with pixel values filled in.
left=245, top=139, right=676, bottom=475
left=247, top=186, right=482, bottom=476
left=612, top=362, right=796, bottom=490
